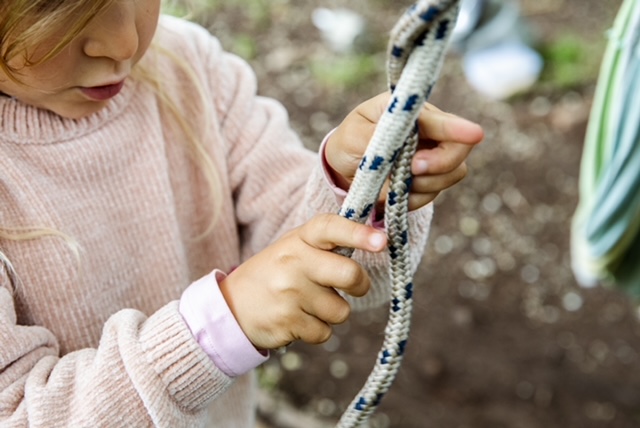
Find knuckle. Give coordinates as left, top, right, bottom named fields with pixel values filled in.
left=303, top=322, right=333, bottom=344
left=314, top=212, right=335, bottom=228
left=314, top=325, right=333, bottom=344
left=458, top=162, right=469, bottom=177
left=332, top=300, right=351, bottom=324
left=270, top=270, right=299, bottom=296
left=274, top=332, right=294, bottom=348
left=410, top=193, right=437, bottom=210
left=274, top=253, right=299, bottom=269
left=340, top=262, right=365, bottom=287
left=453, top=164, right=468, bottom=183
left=307, top=213, right=337, bottom=238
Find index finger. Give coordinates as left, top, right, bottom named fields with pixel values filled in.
left=299, top=214, right=387, bottom=254
left=417, top=104, right=484, bottom=146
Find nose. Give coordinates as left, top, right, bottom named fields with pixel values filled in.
left=82, top=2, right=139, bottom=61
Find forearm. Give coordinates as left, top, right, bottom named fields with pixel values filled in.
left=0, top=287, right=231, bottom=427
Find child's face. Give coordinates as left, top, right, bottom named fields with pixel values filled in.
left=0, top=0, right=161, bottom=119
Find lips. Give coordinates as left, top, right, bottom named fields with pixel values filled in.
left=80, top=80, right=125, bottom=101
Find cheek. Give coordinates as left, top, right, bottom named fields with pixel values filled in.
left=0, top=75, right=18, bottom=97
left=138, top=1, right=161, bottom=49
left=20, top=53, right=76, bottom=88
left=5, top=32, right=76, bottom=83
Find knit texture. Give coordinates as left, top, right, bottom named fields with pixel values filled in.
left=0, top=15, right=433, bottom=428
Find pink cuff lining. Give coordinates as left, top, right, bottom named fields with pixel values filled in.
left=179, top=270, right=269, bottom=377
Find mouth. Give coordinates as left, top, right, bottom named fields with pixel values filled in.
left=79, top=80, right=125, bottom=101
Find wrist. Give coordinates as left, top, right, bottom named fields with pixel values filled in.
left=179, top=270, right=269, bottom=377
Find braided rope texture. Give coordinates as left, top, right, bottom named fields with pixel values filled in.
left=335, top=1, right=460, bottom=427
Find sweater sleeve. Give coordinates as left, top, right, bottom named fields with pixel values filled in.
left=0, top=276, right=232, bottom=427
left=201, top=31, right=433, bottom=311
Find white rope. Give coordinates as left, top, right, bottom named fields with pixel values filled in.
left=335, top=2, right=461, bottom=426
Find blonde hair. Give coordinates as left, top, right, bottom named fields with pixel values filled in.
left=0, top=228, right=81, bottom=290
left=0, top=0, right=115, bottom=78
left=0, top=0, right=222, bottom=280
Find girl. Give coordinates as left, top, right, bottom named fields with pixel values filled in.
left=0, top=0, right=483, bottom=427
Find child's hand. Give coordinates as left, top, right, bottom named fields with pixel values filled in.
left=218, top=214, right=387, bottom=350
left=325, top=92, right=484, bottom=211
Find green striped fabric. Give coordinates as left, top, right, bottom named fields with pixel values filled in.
left=571, top=0, right=640, bottom=295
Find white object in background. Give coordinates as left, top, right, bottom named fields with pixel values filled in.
left=451, top=0, right=485, bottom=47
left=312, top=8, right=365, bottom=53
left=463, top=41, right=543, bottom=99
left=464, top=0, right=528, bottom=52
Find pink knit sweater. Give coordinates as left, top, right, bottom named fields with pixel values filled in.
left=0, top=16, right=433, bottom=427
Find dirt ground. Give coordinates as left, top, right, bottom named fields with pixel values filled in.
left=201, top=1, right=640, bottom=427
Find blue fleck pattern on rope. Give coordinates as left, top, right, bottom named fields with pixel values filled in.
left=335, top=1, right=460, bottom=427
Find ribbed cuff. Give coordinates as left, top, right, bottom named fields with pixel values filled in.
left=139, top=301, right=233, bottom=412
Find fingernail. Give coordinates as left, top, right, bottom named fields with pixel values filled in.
left=413, top=159, right=428, bottom=174
left=369, top=232, right=386, bottom=250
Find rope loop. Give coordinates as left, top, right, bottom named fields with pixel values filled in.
left=335, top=2, right=460, bottom=427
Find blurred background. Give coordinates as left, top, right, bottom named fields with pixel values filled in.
left=172, top=0, right=639, bottom=426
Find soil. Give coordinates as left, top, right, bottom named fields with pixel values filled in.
left=201, top=1, right=640, bottom=427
